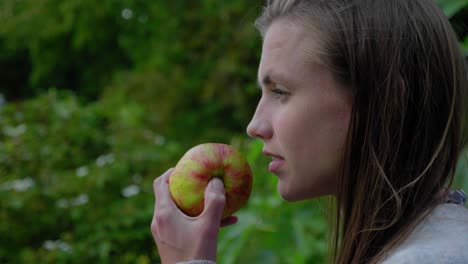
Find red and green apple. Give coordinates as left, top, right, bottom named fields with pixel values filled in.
left=168, top=143, right=253, bottom=219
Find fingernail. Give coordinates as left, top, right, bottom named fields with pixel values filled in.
left=209, top=178, right=225, bottom=193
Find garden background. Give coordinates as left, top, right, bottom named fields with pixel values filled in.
left=0, top=1, right=467, bottom=263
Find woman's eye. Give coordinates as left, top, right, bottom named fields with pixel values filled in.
left=271, top=88, right=288, bottom=99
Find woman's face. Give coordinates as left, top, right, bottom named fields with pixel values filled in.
left=247, top=20, right=352, bottom=201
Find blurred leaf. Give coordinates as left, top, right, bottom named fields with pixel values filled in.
left=436, top=0, right=468, bottom=18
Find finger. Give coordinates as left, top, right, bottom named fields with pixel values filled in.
left=153, top=168, right=176, bottom=221
left=201, top=177, right=226, bottom=224
left=151, top=168, right=176, bottom=238
left=153, top=168, right=174, bottom=195
left=151, top=168, right=172, bottom=235
left=220, top=216, right=238, bottom=227
left=153, top=168, right=174, bottom=202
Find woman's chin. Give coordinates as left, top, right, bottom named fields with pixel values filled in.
left=278, top=181, right=334, bottom=201
left=277, top=182, right=302, bottom=201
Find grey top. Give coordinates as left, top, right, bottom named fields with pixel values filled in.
left=381, top=203, right=468, bottom=264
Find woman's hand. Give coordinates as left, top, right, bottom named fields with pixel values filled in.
left=151, top=168, right=238, bottom=264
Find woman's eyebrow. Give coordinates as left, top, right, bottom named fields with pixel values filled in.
left=257, top=75, right=273, bottom=89
left=258, top=73, right=296, bottom=91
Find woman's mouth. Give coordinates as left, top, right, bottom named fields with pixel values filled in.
left=268, top=157, right=285, bottom=173
left=263, top=149, right=285, bottom=173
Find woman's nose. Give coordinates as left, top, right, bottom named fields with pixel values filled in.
left=246, top=115, right=273, bottom=140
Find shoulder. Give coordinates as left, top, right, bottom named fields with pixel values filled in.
left=381, top=204, right=468, bottom=264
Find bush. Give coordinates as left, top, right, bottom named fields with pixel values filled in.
left=0, top=90, right=181, bottom=263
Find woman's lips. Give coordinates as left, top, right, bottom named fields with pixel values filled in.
left=263, top=149, right=285, bottom=173
left=268, top=157, right=285, bottom=173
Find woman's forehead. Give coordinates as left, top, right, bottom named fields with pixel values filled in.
left=259, top=20, right=326, bottom=86
left=262, top=20, right=307, bottom=51
left=262, top=20, right=324, bottom=64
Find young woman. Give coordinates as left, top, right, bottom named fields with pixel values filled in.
left=151, top=0, right=468, bottom=263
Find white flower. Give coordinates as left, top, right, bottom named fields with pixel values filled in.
left=71, top=194, right=89, bottom=206
left=122, top=185, right=140, bottom=198
left=0, top=177, right=35, bottom=192
left=96, top=153, right=114, bottom=167
left=43, top=240, right=72, bottom=253
left=3, top=124, right=26, bottom=137
left=75, top=166, right=89, bottom=178
left=121, top=8, right=133, bottom=20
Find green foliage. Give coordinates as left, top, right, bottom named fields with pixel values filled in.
left=0, top=0, right=133, bottom=99
left=436, top=0, right=468, bottom=18
left=0, top=90, right=182, bottom=263
left=0, top=0, right=262, bottom=142
left=0, top=0, right=467, bottom=263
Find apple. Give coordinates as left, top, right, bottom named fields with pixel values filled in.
left=168, top=143, right=253, bottom=219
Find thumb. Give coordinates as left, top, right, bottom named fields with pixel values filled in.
left=202, top=177, right=226, bottom=223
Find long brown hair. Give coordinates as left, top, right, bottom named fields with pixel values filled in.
left=255, top=0, right=468, bottom=263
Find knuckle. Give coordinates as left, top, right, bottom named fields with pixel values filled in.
left=154, top=206, right=172, bottom=228
left=150, top=219, right=158, bottom=235
left=153, top=178, right=160, bottom=189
